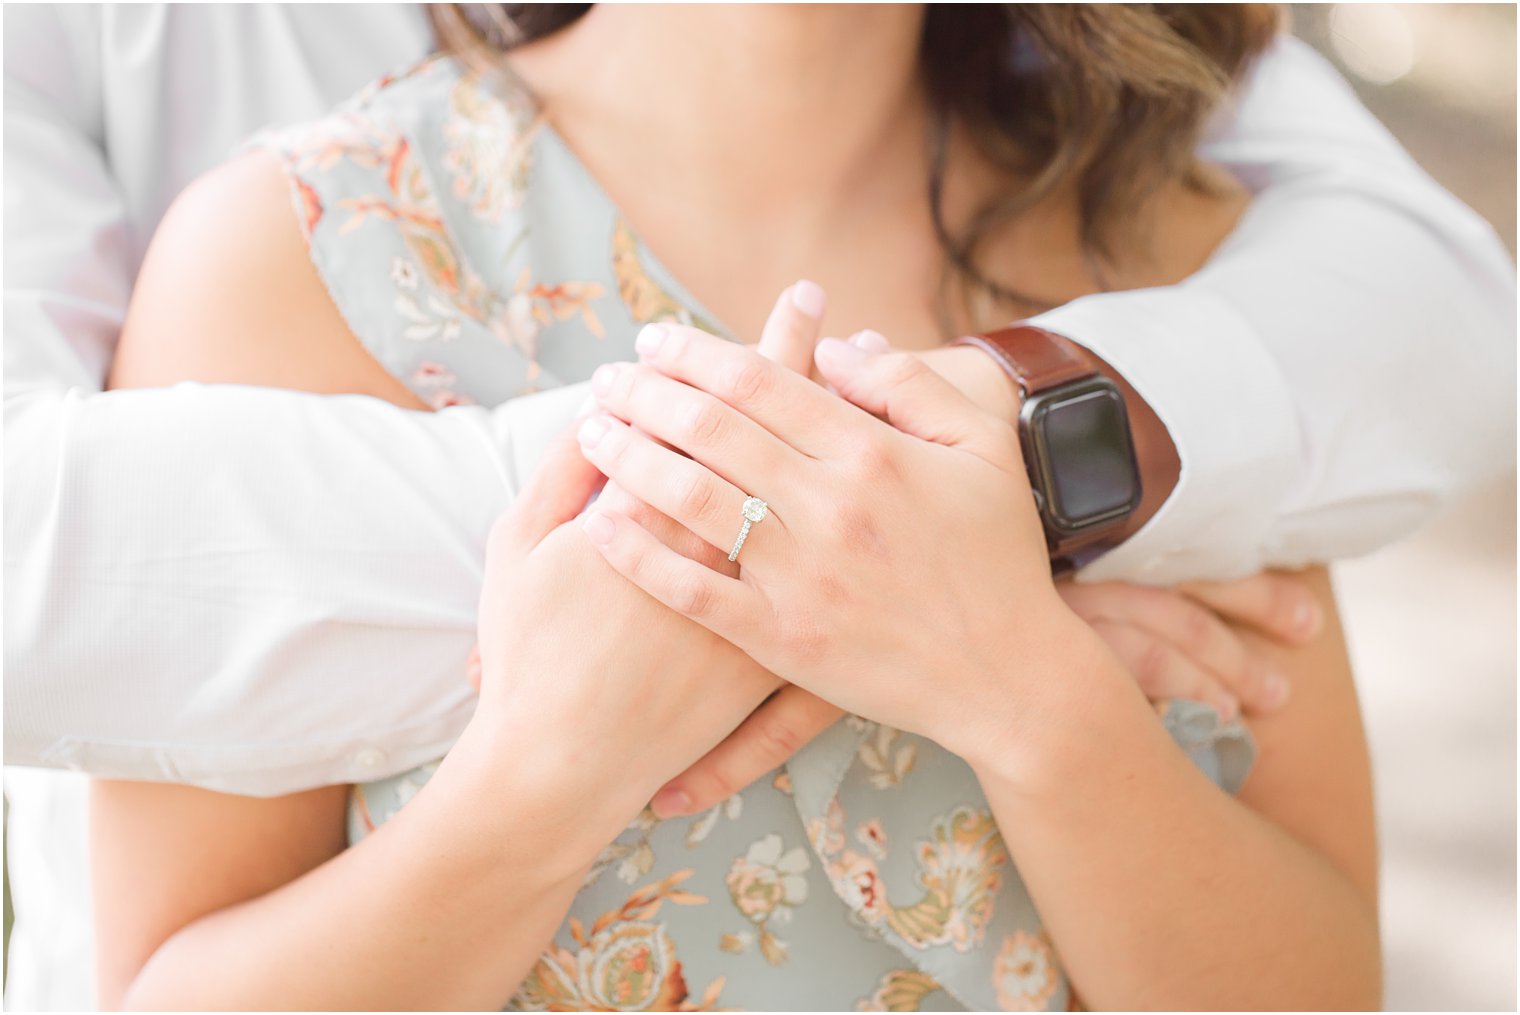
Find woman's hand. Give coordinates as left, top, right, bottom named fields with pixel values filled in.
left=575, top=323, right=1087, bottom=758
left=464, top=282, right=832, bottom=836
left=462, top=420, right=782, bottom=849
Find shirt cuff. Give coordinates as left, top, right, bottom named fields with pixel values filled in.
left=1029, top=285, right=1302, bottom=585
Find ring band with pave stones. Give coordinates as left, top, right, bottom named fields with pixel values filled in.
left=728, top=497, right=769, bottom=562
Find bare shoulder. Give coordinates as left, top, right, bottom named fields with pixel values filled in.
left=1108, top=163, right=1252, bottom=291
left=109, top=149, right=425, bottom=408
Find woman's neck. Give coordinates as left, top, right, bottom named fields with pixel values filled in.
left=508, top=5, right=931, bottom=244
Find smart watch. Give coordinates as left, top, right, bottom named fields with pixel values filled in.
left=954, top=325, right=1142, bottom=573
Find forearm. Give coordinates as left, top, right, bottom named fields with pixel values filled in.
left=955, top=635, right=1379, bottom=1009
left=115, top=719, right=615, bottom=1012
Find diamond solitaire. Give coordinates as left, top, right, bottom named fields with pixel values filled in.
left=729, top=497, right=769, bottom=562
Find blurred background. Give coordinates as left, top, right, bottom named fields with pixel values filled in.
left=3, top=3, right=1516, bottom=1010
left=1290, top=3, right=1517, bottom=1010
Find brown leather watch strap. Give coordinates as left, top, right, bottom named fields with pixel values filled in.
left=955, top=323, right=1154, bottom=575
left=952, top=325, right=1095, bottom=395
left=955, top=322, right=1181, bottom=575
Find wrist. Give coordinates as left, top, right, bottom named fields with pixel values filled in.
left=439, top=708, right=646, bottom=880
left=922, top=345, right=1022, bottom=424
left=956, top=324, right=1178, bottom=566
left=940, top=610, right=1148, bottom=796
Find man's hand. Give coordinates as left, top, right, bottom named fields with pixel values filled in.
left=647, top=573, right=1322, bottom=820
left=1058, top=572, right=1322, bottom=719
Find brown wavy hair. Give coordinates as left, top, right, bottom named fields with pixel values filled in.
left=429, top=4, right=1280, bottom=325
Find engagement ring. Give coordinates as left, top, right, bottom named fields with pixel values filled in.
left=728, top=496, right=769, bottom=562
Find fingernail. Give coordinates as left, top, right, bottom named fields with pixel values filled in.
left=582, top=512, right=615, bottom=545
left=635, top=324, right=667, bottom=358
left=651, top=787, right=693, bottom=819
left=815, top=336, right=867, bottom=369
left=850, top=329, right=889, bottom=354
left=1261, top=670, right=1291, bottom=709
left=1294, top=601, right=1323, bottom=638
left=789, top=279, right=826, bottom=319
left=577, top=414, right=609, bottom=449
left=591, top=363, right=621, bottom=396
left=1217, top=694, right=1240, bottom=721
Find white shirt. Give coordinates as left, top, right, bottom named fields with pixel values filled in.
left=4, top=5, right=1515, bottom=795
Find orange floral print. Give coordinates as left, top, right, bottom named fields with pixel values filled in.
left=513, top=871, right=725, bottom=1012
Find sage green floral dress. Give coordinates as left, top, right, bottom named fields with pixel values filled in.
left=253, top=55, right=1255, bottom=1013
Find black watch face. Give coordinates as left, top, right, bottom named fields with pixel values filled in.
left=1023, top=378, right=1142, bottom=534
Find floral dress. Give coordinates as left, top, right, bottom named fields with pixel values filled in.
left=252, top=55, right=1255, bottom=1013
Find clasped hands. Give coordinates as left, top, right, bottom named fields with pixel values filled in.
left=472, top=283, right=1322, bottom=832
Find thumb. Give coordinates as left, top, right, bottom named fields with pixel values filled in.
left=498, top=409, right=607, bottom=551
left=756, top=280, right=826, bottom=376
left=814, top=339, right=997, bottom=453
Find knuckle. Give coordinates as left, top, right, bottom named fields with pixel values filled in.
left=849, top=434, right=897, bottom=483
left=834, top=427, right=874, bottom=465
left=828, top=502, right=887, bottom=562
left=722, top=358, right=772, bottom=407
left=1179, top=603, right=1217, bottom=653
left=675, top=469, right=722, bottom=525
left=600, top=484, right=645, bottom=519
left=1239, top=659, right=1272, bottom=699
left=672, top=571, right=716, bottom=618
left=1265, top=576, right=1306, bottom=631
left=861, top=436, right=894, bottom=471
left=880, top=351, right=926, bottom=385
left=779, top=615, right=828, bottom=668
left=609, top=533, right=647, bottom=578
left=701, top=767, right=739, bottom=806
left=748, top=716, right=806, bottom=762
left=1135, top=638, right=1174, bottom=686
left=681, top=397, right=729, bottom=448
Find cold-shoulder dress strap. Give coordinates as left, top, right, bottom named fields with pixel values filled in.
left=241, top=55, right=611, bottom=409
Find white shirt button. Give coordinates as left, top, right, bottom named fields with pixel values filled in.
left=353, top=747, right=386, bottom=770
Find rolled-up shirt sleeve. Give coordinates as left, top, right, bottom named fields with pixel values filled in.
left=2, top=3, right=589, bottom=792
left=6, top=372, right=584, bottom=792
left=1035, top=36, right=1517, bottom=585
